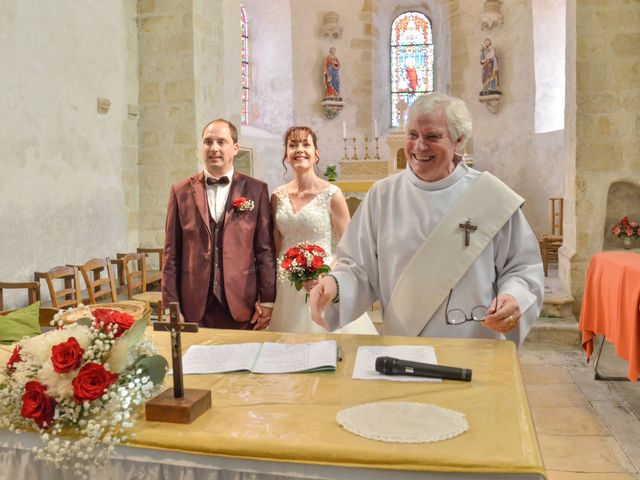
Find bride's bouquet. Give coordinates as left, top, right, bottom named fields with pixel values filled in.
left=0, top=306, right=168, bottom=477
left=278, top=242, right=331, bottom=291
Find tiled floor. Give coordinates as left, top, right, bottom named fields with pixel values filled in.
left=520, top=338, right=640, bottom=479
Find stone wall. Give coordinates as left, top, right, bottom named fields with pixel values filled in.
left=449, top=0, right=565, bottom=239
left=0, top=1, right=137, bottom=307
left=572, top=0, right=640, bottom=310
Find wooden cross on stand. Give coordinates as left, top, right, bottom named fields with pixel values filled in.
left=458, top=219, right=477, bottom=247
left=152, top=302, right=198, bottom=398
left=145, top=302, right=211, bottom=424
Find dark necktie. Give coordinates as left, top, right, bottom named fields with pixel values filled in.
left=206, top=176, right=230, bottom=186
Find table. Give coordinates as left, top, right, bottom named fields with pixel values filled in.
left=0, top=329, right=546, bottom=479
left=579, top=251, right=640, bottom=381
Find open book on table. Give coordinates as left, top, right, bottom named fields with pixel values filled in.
left=180, top=340, right=337, bottom=374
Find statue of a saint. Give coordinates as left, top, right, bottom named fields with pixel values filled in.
left=323, top=47, right=341, bottom=99
left=480, top=38, right=501, bottom=96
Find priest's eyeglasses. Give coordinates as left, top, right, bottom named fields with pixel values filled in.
left=445, top=277, right=499, bottom=325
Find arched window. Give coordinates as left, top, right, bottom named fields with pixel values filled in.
left=390, top=11, right=434, bottom=127
left=240, top=4, right=249, bottom=125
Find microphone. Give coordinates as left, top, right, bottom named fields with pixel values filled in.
left=375, top=356, right=472, bottom=382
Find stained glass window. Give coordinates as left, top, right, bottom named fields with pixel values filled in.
left=390, top=12, right=434, bottom=127
left=240, top=4, right=249, bottom=125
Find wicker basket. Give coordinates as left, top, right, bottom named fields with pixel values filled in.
left=58, top=301, right=151, bottom=325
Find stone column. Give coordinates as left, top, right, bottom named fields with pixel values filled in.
left=137, top=0, right=232, bottom=248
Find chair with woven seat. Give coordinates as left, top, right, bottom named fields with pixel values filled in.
left=0, top=281, right=58, bottom=327
left=77, top=258, right=119, bottom=304
left=119, top=253, right=163, bottom=322
left=34, top=266, right=82, bottom=309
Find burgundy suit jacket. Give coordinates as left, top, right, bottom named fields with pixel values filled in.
left=162, top=171, right=276, bottom=325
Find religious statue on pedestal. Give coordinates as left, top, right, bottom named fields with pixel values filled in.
left=321, top=47, right=344, bottom=119
left=324, top=47, right=341, bottom=99
left=479, top=38, right=501, bottom=96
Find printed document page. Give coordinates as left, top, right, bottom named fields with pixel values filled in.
left=181, top=343, right=262, bottom=374
left=352, top=345, right=440, bottom=382
left=252, top=341, right=337, bottom=374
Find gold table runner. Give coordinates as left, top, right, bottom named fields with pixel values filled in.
left=124, top=329, right=546, bottom=478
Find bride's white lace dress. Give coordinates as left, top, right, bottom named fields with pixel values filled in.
left=270, top=184, right=378, bottom=334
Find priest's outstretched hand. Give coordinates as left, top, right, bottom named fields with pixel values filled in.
left=482, top=294, right=521, bottom=333
left=309, top=275, right=336, bottom=330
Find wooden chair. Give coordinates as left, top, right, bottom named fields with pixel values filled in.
left=118, top=253, right=163, bottom=321
left=77, top=258, right=119, bottom=304
left=34, top=266, right=82, bottom=309
left=137, top=247, right=163, bottom=289
left=115, top=247, right=163, bottom=290
left=0, top=281, right=57, bottom=327
left=0, top=281, right=39, bottom=313
left=542, top=197, right=564, bottom=276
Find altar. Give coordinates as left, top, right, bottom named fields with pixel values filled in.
left=0, top=329, right=546, bottom=479
left=334, top=128, right=407, bottom=215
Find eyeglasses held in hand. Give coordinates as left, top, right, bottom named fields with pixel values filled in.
left=445, top=274, right=499, bottom=325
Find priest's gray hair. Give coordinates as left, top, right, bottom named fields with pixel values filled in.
left=407, top=93, right=472, bottom=147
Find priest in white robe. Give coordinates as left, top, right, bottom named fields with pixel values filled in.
left=309, top=93, right=543, bottom=346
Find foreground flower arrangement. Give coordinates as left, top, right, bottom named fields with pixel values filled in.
left=0, top=306, right=168, bottom=477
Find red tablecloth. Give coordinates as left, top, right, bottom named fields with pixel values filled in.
left=579, top=251, right=640, bottom=381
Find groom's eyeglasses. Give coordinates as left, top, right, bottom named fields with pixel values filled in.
left=445, top=269, right=499, bottom=325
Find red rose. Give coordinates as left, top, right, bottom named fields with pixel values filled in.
left=92, top=308, right=135, bottom=338
left=295, top=253, right=307, bottom=267
left=626, top=228, right=633, bottom=237
left=51, top=337, right=85, bottom=373
left=311, top=256, right=324, bottom=269
left=621, top=217, right=629, bottom=227
left=72, top=362, right=119, bottom=403
left=313, top=245, right=326, bottom=255
left=281, top=258, right=292, bottom=270
left=286, top=247, right=301, bottom=258
left=613, top=226, right=621, bottom=235
left=6, top=345, right=22, bottom=372
left=21, top=381, right=56, bottom=429
left=304, top=244, right=315, bottom=252
left=232, top=197, right=247, bottom=208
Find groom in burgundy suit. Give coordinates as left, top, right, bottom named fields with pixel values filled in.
left=162, top=119, right=276, bottom=329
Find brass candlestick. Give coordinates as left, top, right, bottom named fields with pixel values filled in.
left=374, top=136, right=381, bottom=160
left=363, top=134, right=371, bottom=160
left=351, top=137, right=358, bottom=161
left=341, top=138, right=349, bottom=161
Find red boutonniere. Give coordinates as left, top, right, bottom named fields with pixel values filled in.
left=231, top=196, right=255, bottom=212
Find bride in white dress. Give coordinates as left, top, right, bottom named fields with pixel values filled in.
left=269, top=126, right=378, bottom=334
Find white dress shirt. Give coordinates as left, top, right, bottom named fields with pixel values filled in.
left=203, top=168, right=233, bottom=223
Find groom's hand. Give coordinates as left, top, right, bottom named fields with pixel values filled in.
left=309, top=277, right=335, bottom=330
left=251, top=305, right=272, bottom=330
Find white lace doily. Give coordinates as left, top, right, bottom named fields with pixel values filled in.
left=336, top=402, right=468, bottom=443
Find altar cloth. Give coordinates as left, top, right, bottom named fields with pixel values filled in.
left=0, top=328, right=546, bottom=479
left=130, top=329, right=545, bottom=478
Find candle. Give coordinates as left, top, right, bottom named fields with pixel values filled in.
left=374, top=119, right=379, bottom=138
left=342, top=121, right=347, bottom=139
